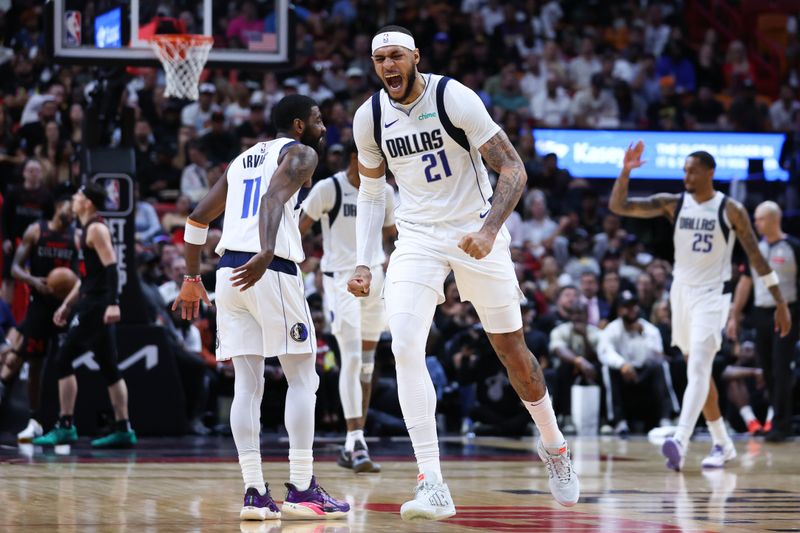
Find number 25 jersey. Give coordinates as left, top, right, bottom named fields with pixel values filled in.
left=216, top=138, right=305, bottom=263
left=672, top=191, right=735, bottom=286
left=354, top=74, right=500, bottom=225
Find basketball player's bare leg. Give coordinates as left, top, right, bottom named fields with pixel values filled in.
left=484, top=325, right=579, bottom=507
left=108, top=379, right=129, bottom=421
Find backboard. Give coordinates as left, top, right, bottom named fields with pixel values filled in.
left=46, top=0, right=292, bottom=68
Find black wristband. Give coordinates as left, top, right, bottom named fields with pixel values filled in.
left=105, top=263, right=120, bottom=305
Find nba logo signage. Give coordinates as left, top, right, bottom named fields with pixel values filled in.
left=63, top=11, right=81, bottom=48
left=93, top=174, right=133, bottom=216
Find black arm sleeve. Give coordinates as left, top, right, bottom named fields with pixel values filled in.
left=105, top=263, right=119, bottom=305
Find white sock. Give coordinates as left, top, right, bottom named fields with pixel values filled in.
left=239, top=451, right=266, bottom=495
left=345, top=429, right=364, bottom=452
left=766, top=406, right=774, bottom=422
left=408, top=416, right=441, bottom=478
left=707, top=418, right=731, bottom=446
left=288, top=449, right=313, bottom=491
left=523, top=393, right=565, bottom=449
left=739, top=405, right=756, bottom=424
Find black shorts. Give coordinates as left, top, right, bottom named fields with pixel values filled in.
left=55, top=297, right=121, bottom=383
left=20, top=296, right=63, bottom=358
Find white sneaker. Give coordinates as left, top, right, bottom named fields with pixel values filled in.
left=537, top=440, right=580, bottom=507
left=662, top=436, right=685, bottom=471
left=400, top=471, right=456, bottom=521
left=17, top=419, right=43, bottom=443
left=701, top=441, right=737, bottom=468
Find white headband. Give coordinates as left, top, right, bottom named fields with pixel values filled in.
left=371, top=31, right=416, bottom=54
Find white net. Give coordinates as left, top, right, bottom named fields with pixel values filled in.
left=148, top=35, right=213, bottom=100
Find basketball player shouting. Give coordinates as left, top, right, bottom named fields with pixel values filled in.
left=348, top=26, right=579, bottom=520
left=299, top=141, right=396, bottom=474
left=34, top=183, right=136, bottom=449
left=173, top=95, right=349, bottom=521
left=609, top=141, right=791, bottom=470
left=1, top=197, right=79, bottom=442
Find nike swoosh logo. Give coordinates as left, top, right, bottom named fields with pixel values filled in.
left=479, top=208, right=490, bottom=218
left=384, top=119, right=399, bottom=128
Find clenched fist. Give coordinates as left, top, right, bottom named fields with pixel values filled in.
left=458, top=229, right=496, bottom=259
left=347, top=265, right=373, bottom=297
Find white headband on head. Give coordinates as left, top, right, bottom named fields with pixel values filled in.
left=371, top=31, right=416, bottom=54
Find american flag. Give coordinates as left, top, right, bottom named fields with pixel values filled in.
left=247, top=32, right=277, bottom=52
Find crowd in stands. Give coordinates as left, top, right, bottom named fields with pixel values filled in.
left=0, top=1, right=798, bottom=437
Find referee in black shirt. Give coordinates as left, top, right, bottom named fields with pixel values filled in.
left=728, top=201, right=799, bottom=442
left=33, top=183, right=137, bottom=448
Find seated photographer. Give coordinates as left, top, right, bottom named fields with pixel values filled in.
left=599, top=291, right=674, bottom=434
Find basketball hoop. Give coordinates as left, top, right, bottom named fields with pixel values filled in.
left=147, top=34, right=213, bottom=100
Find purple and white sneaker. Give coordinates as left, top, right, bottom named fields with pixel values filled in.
left=281, top=476, right=350, bottom=520
left=240, top=485, right=281, bottom=520
left=662, top=437, right=686, bottom=472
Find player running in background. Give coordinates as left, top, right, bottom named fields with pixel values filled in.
left=609, top=142, right=791, bottom=470
left=299, top=141, right=396, bottom=474
left=173, top=94, right=349, bottom=522
left=0, top=197, right=79, bottom=442
left=33, top=183, right=136, bottom=449
left=348, top=25, right=579, bottom=520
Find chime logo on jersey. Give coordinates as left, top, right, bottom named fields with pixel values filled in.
left=290, top=322, right=309, bottom=342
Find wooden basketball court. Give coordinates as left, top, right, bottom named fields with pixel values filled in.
left=1, top=435, right=797, bottom=532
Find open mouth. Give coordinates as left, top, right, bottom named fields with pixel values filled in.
left=385, top=73, right=402, bottom=91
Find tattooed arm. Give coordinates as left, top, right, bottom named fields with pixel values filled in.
left=609, top=140, right=680, bottom=220
left=458, top=130, right=525, bottom=259
left=726, top=199, right=792, bottom=336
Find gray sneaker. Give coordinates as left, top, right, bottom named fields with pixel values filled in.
left=537, top=440, right=580, bottom=507
left=400, top=471, right=456, bottom=521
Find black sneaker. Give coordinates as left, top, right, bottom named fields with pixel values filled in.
left=352, top=440, right=381, bottom=473
left=337, top=447, right=353, bottom=469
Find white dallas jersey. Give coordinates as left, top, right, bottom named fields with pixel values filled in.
left=216, top=138, right=305, bottom=263
left=673, top=191, right=735, bottom=286
left=301, top=171, right=395, bottom=272
left=354, top=73, right=500, bottom=224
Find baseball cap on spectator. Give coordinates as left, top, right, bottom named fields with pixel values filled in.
left=433, top=32, right=449, bottom=43
left=199, top=83, right=216, bottom=95
left=250, top=91, right=266, bottom=108
left=346, top=66, right=364, bottom=78
left=328, top=143, right=344, bottom=154
left=283, top=78, right=300, bottom=88
left=618, top=290, right=638, bottom=307
left=570, top=228, right=590, bottom=243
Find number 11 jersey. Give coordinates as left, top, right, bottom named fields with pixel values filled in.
left=672, top=191, right=735, bottom=286
left=354, top=73, right=500, bottom=225
left=216, top=137, right=305, bottom=263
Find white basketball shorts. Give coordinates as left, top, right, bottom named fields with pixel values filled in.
left=322, top=266, right=386, bottom=342
left=670, top=281, right=731, bottom=355
left=215, top=259, right=316, bottom=360
left=386, top=216, right=524, bottom=333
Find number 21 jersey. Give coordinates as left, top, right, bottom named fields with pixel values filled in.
left=672, top=191, right=735, bottom=286
left=354, top=74, right=500, bottom=224
left=216, top=138, right=304, bottom=263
